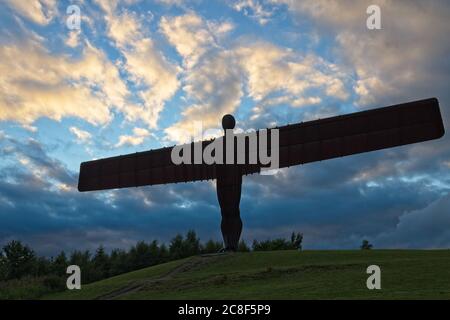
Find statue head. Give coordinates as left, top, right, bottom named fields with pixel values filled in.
left=222, top=114, right=236, bottom=130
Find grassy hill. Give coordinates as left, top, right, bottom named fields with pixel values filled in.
left=44, top=250, right=450, bottom=300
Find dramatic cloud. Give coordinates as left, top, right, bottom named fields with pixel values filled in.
left=236, top=42, right=349, bottom=120
left=0, top=135, right=219, bottom=256
left=115, top=127, right=151, bottom=147
left=374, top=194, right=450, bottom=248
left=3, top=0, right=58, bottom=25
left=155, top=0, right=186, bottom=7
left=273, top=0, right=450, bottom=107
left=160, top=13, right=225, bottom=68
left=0, top=38, right=128, bottom=126
left=165, top=50, right=243, bottom=143
left=102, top=8, right=180, bottom=128
left=70, top=127, right=92, bottom=143
left=161, top=13, right=241, bottom=142
left=65, top=30, right=81, bottom=48
left=122, top=37, right=181, bottom=128
left=0, top=135, right=76, bottom=189
left=230, top=0, right=276, bottom=25
left=162, top=12, right=350, bottom=143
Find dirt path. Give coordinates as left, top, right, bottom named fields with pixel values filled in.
left=96, top=253, right=228, bottom=300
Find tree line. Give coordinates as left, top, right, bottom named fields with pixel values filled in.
left=0, top=231, right=304, bottom=285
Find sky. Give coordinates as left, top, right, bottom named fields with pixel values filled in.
left=0, top=0, right=449, bottom=256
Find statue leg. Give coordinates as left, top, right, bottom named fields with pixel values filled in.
left=216, top=170, right=242, bottom=251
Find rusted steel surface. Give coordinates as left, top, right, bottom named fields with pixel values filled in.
left=78, top=98, right=445, bottom=191
left=271, top=97, right=445, bottom=170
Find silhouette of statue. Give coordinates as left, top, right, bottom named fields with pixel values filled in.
left=78, top=98, right=445, bottom=252
left=216, top=114, right=243, bottom=251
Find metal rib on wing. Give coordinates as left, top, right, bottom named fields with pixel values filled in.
left=78, top=98, right=445, bottom=191
left=266, top=97, right=445, bottom=171
left=78, top=141, right=217, bottom=192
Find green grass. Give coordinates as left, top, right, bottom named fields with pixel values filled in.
left=44, top=250, right=450, bottom=300
left=44, top=258, right=189, bottom=300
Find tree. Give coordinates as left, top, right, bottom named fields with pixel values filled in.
left=361, top=240, right=373, bottom=250
left=203, top=240, right=223, bottom=254
left=92, top=246, right=110, bottom=280
left=0, top=231, right=310, bottom=289
left=252, top=239, right=263, bottom=251
left=69, top=250, right=92, bottom=283
left=129, top=241, right=152, bottom=270
left=252, top=234, right=303, bottom=252
left=183, top=230, right=201, bottom=257
left=237, top=240, right=250, bottom=252
left=148, top=240, right=163, bottom=265
left=2, top=240, right=36, bottom=279
left=109, top=249, right=130, bottom=276
left=291, top=232, right=303, bottom=250
left=34, top=256, right=51, bottom=277
left=159, top=243, right=170, bottom=263
left=169, top=234, right=185, bottom=260
left=0, top=250, right=7, bottom=281
left=52, top=251, right=68, bottom=276
left=253, top=239, right=288, bottom=251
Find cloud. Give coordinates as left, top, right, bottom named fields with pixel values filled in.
left=4, top=0, right=58, bottom=25
left=230, top=0, right=276, bottom=25
left=0, top=135, right=220, bottom=256
left=165, top=50, right=243, bottom=143
left=0, top=38, right=129, bottom=126
left=65, top=30, right=81, bottom=48
left=70, top=127, right=92, bottom=143
left=160, top=13, right=221, bottom=68
left=160, top=13, right=242, bottom=142
left=94, top=0, right=120, bottom=15
left=102, top=8, right=180, bottom=128
left=162, top=12, right=349, bottom=143
left=374, top=193, right=450, bottom=248
left=121, top=37, right=181, bottom=128
left=0, top=135, right=75, bottom=188
left=240, top=163, right=450, bottom=249
left=115, top=127, right=151, bottom=147
left=236, top=42, right=349, bottom=113
left=273, top=0, right=450, bottom=107
left=1, top=118, right=449, bottom=257
left=2, top=135, right=448, bottom=255
left=155, top=0, right=186, bottom=6
left=106, top=9, right=142, bottom=46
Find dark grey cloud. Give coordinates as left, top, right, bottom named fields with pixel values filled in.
left=2, top=116, right=450, bottom=256
left=374, top=193, right=450, bottom=248
left=0, top=135, right=75, bottom=186
left=0, top=135, right=221, bottom=255
left=2, top=122, right=450, bottom=255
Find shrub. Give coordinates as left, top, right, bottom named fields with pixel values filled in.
left=42, top=275, right=65, bottom=291
left=2, top=240, right=36, bottom=279
left=237, top=240, right=250, bottom=252
left=202, top=240, right=223, bottom=254
left=361, top=240, right=373, bottom=250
